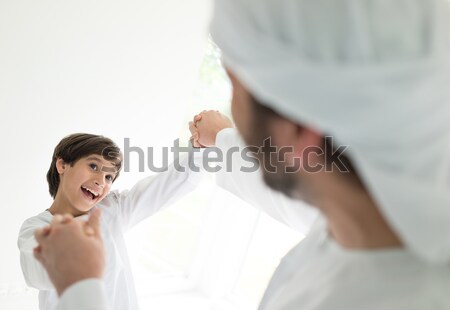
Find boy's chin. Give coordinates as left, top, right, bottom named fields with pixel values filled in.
left=73, top=203, right=96, bottom=215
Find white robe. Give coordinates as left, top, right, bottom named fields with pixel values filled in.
left=56, top=216, right=450, bottom=310
left=18, top=153, right=204, bottom=310
left=259, top=216, right=450, bottom=310
left=54, top=128, right=450, bottom=309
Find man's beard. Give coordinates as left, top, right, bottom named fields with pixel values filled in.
left=244, top=121, right=303, bottom=200
left=263, top=170, right=300, bottom=199
left=260, top=151, right=299, bottom=199
left=258, top=143, right=315, bottom=204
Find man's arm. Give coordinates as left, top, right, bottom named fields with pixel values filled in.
left=191, top=111, right=318, bottom=234
left=33, top=210, right=108, bottom=310
left=56, top=279, right=108, bottom=310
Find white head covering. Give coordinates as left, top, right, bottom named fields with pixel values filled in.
left=211, top=0, right=450, bottom=264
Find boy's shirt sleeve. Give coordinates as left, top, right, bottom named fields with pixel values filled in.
left=114, top=150, right=205, bottom=232
left=215, top=128, right=319, bottom=235
left=17, top=215, right=54, bottom=290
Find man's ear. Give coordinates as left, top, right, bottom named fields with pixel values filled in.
left=267, top=118, right=322, bottom=163
left=295, top=126, right=322, bottom=154
left=56, top=158, right=67, bottom=174
left=268, top=117, right=321, bottom=150
left=291, top=125, right=323, bottom=171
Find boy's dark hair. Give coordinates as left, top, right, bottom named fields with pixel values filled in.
left=46, top=133, right=123, bottom=198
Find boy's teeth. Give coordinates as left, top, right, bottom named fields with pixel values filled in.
left=82, top=186, right=99, bottom=197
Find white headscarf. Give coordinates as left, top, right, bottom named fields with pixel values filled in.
left=211, top=0, right=450, bottom=264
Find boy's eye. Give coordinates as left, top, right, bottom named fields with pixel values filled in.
left=106, top=175, right=114, bottom=182
left=89, top=163, right=98, bottom=171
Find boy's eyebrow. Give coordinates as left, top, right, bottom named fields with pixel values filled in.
left=102, top=166, right=118, bottom=174
left=86, top=156, right=104, bottom=164
left=86, top=156, right=118, bottom=174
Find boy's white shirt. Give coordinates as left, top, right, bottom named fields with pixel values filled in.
left=18, top=152, right=205, bottom=310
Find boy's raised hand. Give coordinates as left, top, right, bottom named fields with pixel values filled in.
left=189, top=110, right=233, bottom=147
left=189, top=118, right=204, bottom=148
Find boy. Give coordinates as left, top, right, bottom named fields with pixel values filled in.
left=18, top=133, right=202, bottom=310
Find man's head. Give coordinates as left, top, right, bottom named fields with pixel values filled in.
left=211, top=0, right=450, bottom=256
left=47, top=133, right=122, bottom=214
left=228, top=70, right=362, bottom=203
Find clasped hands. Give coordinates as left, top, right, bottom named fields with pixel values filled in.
left=33, top=209, right=105, bottom=296
left=189, top=110, right=233, bottom=148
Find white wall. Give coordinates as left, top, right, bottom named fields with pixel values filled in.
left=0, top=0, right=211, bottom=289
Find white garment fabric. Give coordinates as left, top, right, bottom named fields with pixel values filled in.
left=259, top=215, right=450, bottom=310
left=216, top=129, right=450, bottom=309
left=211, top=0, right=450, bottom=264
left=215, top=128, right=318, bottom=235
left=53, top=212, right=450, bottom=310
left=18, top=154, right=204, bottom=310
left=56, top=279, right=108, bottom=310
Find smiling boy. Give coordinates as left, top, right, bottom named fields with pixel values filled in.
left=45, top=134, right=121, bottom=217
left=18, top=133, right=202, bottom=310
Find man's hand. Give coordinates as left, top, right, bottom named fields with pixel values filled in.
left=189, top=110, right=233, bottom=147
left=33, top=209, right=105, bottom=296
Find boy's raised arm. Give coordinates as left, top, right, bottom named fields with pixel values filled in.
left=114, top=145, right=205, bottom=232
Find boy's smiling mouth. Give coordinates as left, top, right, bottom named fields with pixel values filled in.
left=81, top=185, right=100, bottom=200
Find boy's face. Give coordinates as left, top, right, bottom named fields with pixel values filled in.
left=56, top=154, right=118, bottom=215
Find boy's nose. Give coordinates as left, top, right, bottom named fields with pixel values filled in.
left=94, top=179, right=105, bottom=189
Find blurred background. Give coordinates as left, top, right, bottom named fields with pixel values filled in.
left=0, top=1, right=303, bottom=309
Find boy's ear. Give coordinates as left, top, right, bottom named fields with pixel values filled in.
left=56, top=158, right=67, bottom=174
